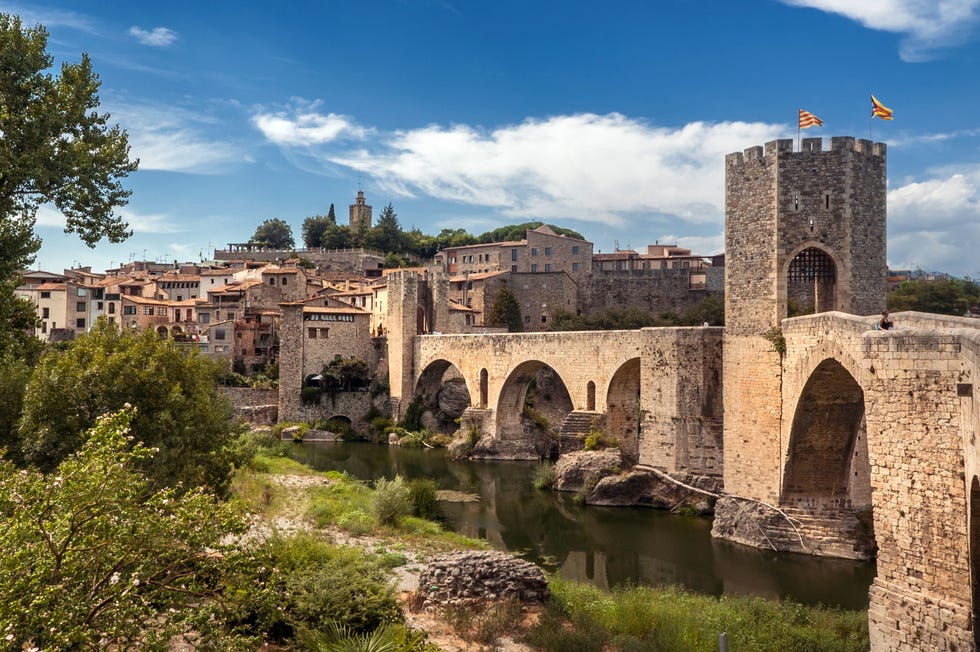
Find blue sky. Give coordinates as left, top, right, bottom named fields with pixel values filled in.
left=8, top=0, right=980, bottom=277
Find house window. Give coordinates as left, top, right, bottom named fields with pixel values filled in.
left=199, top=313, right=210, bottom=324
left=42, top=307, right=49, bottom=319
left=282, top=277, right=287, bottom=285
left=319, top=328, right=329, bottom=338
left=524, top=315, right=531, bottom=323
left=545, top=247, right=551, bottom=256
left=76, top=318, right=85, bottom=328
left=40, top=291, right=50, bottom=299
left=157, top=307, right=167, bottom=316
left=511, top=249, right=518, bottom=261
left=214, top=329, right=225, bottom=340
left=176, top=295, right=182, bottom=301
left=76, top=301, right=85, bottom=312
left=511, top=265, right=517, bottom=273
left=77, top=288, right=86, bottom=297
left=97, top=302, right=103, bottom=310
left=531, top=248, right=538, bottom=256
left=236, top=332, right=243, bottom=339
left=143, top=307, right=153, bottom=315
left=572, top=262, right=580, bottom=271
left=572, top=245, right=580, bottom=254
left=541, top=315, right=547, bottom=323
left=108, top=317, right=115, bottom=325
left=41, top=322, right=47, bottom=333
left=545, top=264, right=551, bottom=272
left=531, top=264, right=538, bottom=272
left=124, top=306, right=136, bottom=315
left=269, top=277, right=275, bottom=285
left=308, top=328, right=317, bottom=339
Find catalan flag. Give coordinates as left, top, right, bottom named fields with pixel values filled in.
left=799, top=109, right=823, bottom=129
left=871, top=94, right=893, bottom=120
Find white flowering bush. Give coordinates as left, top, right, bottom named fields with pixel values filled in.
left=0, top=407, right=247, bottom=649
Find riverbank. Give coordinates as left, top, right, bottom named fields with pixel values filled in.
left=233, top=445, right=870, bottom=651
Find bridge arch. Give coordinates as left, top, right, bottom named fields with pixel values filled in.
left=605, top=358, right=641, bottom=462
left=781, top=242, right=842, bottom=318
left=496, top=360, right=572, bottom=443
left=414, top=358, right=472, bottom=434
left=782, top=358, right=871, bottom=514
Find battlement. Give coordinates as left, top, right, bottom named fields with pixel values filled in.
left=726, top=137, right=886, bottom=167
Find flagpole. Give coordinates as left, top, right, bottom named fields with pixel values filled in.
left=797, top=108, right=801, bottom=151
left=869, top=94, right=873, bottom=140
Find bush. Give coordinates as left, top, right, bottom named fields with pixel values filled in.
left=226, top=532, right=403, bottom=643
left=532, top=461, right=557, bottom=490
left=0, top=408, right=248, bottom=649
left=584, top=425, right=619, bottom=451
left=408, top=478, right=439, bottom=519
left=373, top=475, right=412, bottom=526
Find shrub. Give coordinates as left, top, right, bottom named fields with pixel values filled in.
left=408, top=478, right=438, bottom=519
left=372, top=475, right=412, bottom=526
left=226, top=532, right=403, bottom=642
left=532, top=461, right=557, bottom=490
left=584, top=425, right=619, bottom=451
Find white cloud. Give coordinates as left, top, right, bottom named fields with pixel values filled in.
left=128, top=25, right=178, bottom=47
left=887, top=168, right=980, bottom=275
left=255, top=105, right=783, bottom=228
left=0, top=4, right=96, bottom=33
left=779, top=0, right=980, bottom=61
left=252, top=101, right=369, bottom=145
left=108, top=102, right=245, bottom=173
left=35, top=204, right=184, bottom=235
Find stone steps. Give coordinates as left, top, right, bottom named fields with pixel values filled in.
left=558, top=411, right=602, bottom=454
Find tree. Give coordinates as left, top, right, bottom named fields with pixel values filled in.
left=251, top=217, right=295, bottom=250
left=888, top=277, right=980, bottom=316
left=0, top=14, right=138, bottom=254
left=302, top=214, right=332, bottom=248
left=365, top=202, right=407, bottom=253
left=16, top=320, right=247, bottom=494
left=0, top=408, right=247, bottom=649
left=327, top=202, right=336, bottom=223
left=487, top=283, right=523, bottom=332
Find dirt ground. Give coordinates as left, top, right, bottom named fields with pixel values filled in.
left=252, top=471, right=537, bottom=652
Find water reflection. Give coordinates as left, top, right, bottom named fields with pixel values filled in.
left=291, top=441, right=874, bottom=609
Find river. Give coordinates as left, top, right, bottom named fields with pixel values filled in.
left=289, top=441, right=875, bottom=610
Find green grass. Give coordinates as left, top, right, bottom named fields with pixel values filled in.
left=524, top=578, right=869, bottom=652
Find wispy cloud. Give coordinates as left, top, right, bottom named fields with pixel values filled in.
left=779, top=0, right=980, bottom=61
left=253, top=103, right=784, bottom=228
left=128, top=25, right=178, bottom=47
left=108, top=101, right=245, bottom=174
left=35, top=205, right=185, bottom=234
left=0, top=3, right=96, bottom=33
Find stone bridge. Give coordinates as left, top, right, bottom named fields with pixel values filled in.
left=408, top=327, right=723, bottom=471
left=398, top=310, right=980, bottom=650
left=720, top=310, right=980, bottom=651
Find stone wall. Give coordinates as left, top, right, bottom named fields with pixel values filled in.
left=221, top=387, right=279, bottom=424
left=579, top=269, right=714, bottom=318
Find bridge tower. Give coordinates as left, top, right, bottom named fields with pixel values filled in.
left=722, top=137, right=886, bottom=502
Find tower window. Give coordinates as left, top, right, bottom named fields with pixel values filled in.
left=824, top=192, right=831, bottom=210
left=793, top=192, right=800, bottom=211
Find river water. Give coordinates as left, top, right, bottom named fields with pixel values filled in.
left=290, top=441, right=875, bottom=610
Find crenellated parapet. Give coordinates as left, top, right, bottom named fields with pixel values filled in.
left=726, top=137, right=886, bottom=168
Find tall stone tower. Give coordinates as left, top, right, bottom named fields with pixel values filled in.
left=723, top=136, right=886, bottom=501
left=349, top=190, right=372, bottom=231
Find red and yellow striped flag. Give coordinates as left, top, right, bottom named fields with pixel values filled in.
left=799, top=109, right=823, bottom=129
left=871, top=95, right=893, bottom=120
